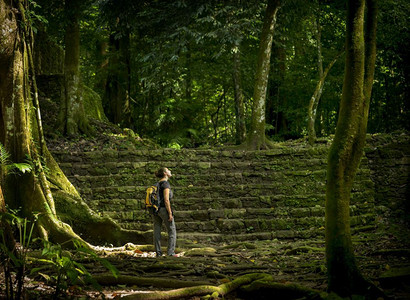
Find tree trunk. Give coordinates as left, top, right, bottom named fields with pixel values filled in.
left=307, top=14, right=324, bottom=145
left=307, top=50, right=343, bottom=146
left=275, top=38, right=288, bottom=136
left=232, top=41, right=246, bottom=145
left=325, top=0, right=378, bottom=297
left=246, top=0, right=280, bottom=150
left=0, top=0, right=146, bottom=248
left=94, top=38, right=109, bottom=95
left=57, top=0, right=93, bottom=137
left=104, top=31, right=131, bottom=127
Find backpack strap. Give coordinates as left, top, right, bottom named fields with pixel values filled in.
left=157, top=181, right=164, bottom=206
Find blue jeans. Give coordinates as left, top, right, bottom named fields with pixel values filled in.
left=153, top=207, right=176, bottom=256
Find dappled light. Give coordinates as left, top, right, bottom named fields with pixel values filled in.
left=1, top=0, right=409, bottom=299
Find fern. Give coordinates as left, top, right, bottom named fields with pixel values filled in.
left=12, top=163, right=32, bottom=174
left=0, top=142, right=33, bottom=174
left=0, top=142, right=10, bottom=166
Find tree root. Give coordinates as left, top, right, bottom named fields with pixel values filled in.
left=239, top=277, right=327, bottom=300
left=117, top=273, right=326, bottom=300
left=93, top=274, right=212, bottom=289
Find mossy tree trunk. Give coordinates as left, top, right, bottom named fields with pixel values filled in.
left=0, top=0, right=90, bottom=247
left=325, top=0, right=378, bottom=297
left=57, top=0, right=93, bottom=137
left=246, top=0, right=280, bottom=150
left=0, top=0, right=146, bottom=247
left=232, top=41, right=246, bottom=145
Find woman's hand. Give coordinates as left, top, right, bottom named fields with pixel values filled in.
left=168, top=214, right=173, bottom=222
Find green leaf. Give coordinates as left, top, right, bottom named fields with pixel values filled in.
left=30, top=266, right=50, bottom=275
left=99, top=259, right=119, bottom=278
left=66, top=269, right=79, bottom=283
left=0, top=142, right=10, bottom=166
left=38, top=272, right=51, bottom=281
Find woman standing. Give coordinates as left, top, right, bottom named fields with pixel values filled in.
left=153, top=167, right=177, bottom=257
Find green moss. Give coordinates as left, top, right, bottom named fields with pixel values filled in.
left=81, top=84, right=107, bottom=121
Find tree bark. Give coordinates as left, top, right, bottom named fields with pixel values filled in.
left=246, top=0, right=280, bottom=150
left=325, top=0, right=379, bottom=297
left=232, top=41, right=246, bottom=145
left=57, top=0, right=93, bottom=137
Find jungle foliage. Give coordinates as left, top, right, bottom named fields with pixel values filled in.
left=32, top=0, right=409, bottom=148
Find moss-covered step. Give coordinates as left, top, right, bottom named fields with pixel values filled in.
left=64, top=168, right=372, bottom=190
left=74, top=179, right=373, bottom=202
left=78, top=190, right=374, bottom=218
left=51, top=146, right=331, bottom=163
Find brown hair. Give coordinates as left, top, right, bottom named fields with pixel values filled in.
left=155, top=167, right=167, bottom=179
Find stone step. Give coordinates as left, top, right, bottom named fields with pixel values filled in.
left=57, top=159, right=331, bottom=176
left=51, top=147, right=332, bottom=164
left=75, top=180, right=374, bottom=202
left=134, top=222, right=375, bottom=243
left=174, top=222, right=381, bottom=243
left=57, top=156, right=370, bottom=177
left=109, top=203, right=376, bottom=221
left=128, top=213, right=376, bottom=233
left=83, top=191, right=374, bottom=216
left=110, top=204, right=376, bottom=230
left=65, top=169, right=372, bottom=189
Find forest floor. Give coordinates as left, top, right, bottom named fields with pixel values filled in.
left=90, top=223, right=410, bottom=299
left=2, top=116, right=409, bottom=299
left=1, top=223, right=409, bottom=299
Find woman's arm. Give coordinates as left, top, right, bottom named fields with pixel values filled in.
left=163, top=188, right=173, bottom=222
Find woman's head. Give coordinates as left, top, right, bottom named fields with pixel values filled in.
left=155, top=167, right=172, bottom=179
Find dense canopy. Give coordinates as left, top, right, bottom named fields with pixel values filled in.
left=33, top=0, right=409, bottom=147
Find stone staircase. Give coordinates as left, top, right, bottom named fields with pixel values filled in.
left=52, top=145, right=376, bottom=243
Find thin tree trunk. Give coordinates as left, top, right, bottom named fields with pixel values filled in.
left=94, top=39, right=109, bottom=94
left=325, top=0, right=380, bottom=297
left=276, top=38, right=288, bottom=135
left=105, top=31, right=131, bottom=127
left=308, top=14, right=324, bottom=145
left=246, top=0, right=280, bottom=149
left=232, top=41, right=246, bottom=144
left=121, top=30, right=132, bottom=127
left=307, top=50, right=343, bottom=145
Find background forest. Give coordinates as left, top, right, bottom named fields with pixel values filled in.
left=33, top=0, right=409, bottom=147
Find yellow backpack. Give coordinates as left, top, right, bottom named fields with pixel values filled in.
left=145, top=182, right=160, bottom=214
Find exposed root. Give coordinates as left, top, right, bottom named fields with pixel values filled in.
left=94, top=274, right=212, bottom=289
left=116, top=273, right=327, bottom=300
